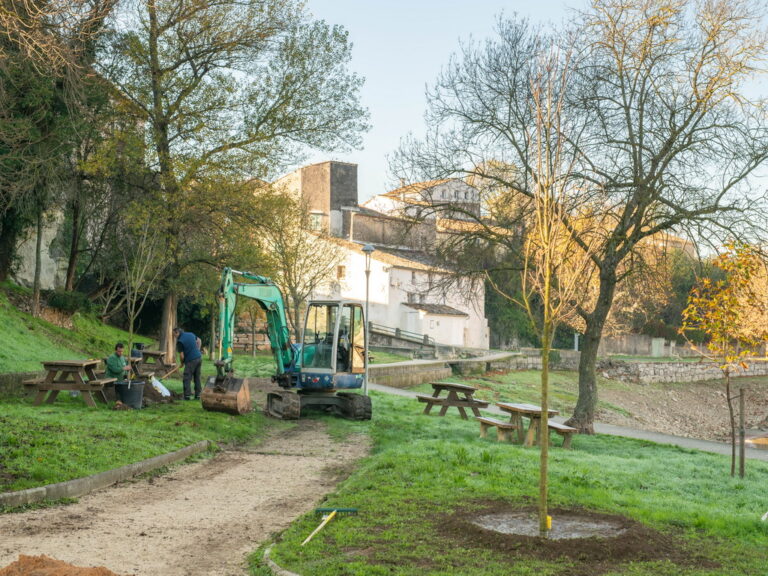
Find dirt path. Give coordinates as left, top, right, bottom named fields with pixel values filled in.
left=0, top=420, right=369, bottom=576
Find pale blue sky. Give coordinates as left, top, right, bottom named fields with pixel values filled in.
left=303, top=0, right=582, bottom=201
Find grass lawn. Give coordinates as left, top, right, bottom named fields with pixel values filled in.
left=251, top=392, right=768, bottom=576
left=0, top=375, right=281, bottom=497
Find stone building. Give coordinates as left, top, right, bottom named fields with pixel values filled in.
left=274, top=161, right=489, bottom=350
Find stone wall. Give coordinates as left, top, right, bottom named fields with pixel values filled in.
left=0, top=372, right=39, bottom=399
left=599, top=358, right=768, bottom=384
left=449, top=349, right=581, bottom=376
left=369, top=361, right=451, bottom=388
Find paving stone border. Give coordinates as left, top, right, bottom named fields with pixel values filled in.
left=263, top=545, right=301, bottom=576
left=0, top=440, right=211, bottom=508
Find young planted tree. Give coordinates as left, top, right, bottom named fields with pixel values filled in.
left=100, top=0, right=368, bottom=359
left=394, top=0, right=768, bottom=432
left=680, top=243, right=768, bottom=477
left=517, top=47, right=596, bottom=537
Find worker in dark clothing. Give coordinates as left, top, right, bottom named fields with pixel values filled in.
left=173, top=327, right=202, bottom=400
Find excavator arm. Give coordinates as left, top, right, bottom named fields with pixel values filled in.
left=217, top=267, right=297, bottom=382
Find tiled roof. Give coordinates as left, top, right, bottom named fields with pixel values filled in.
left=403, top=303, right=468, bottom=316
left=383, top=179, right=452, bottom=198
left=324, top=237, right=448, bottom=272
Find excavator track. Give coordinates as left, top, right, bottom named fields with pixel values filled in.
left=265, top=390, right=302, bottom=420
left=338, top=392, right=372, bottom=420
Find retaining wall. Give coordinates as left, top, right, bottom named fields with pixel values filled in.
left=0, top=372, right=39, bottom=398
left=599, top=358, right=768, bottom=384
left=368, top=361, right=451, bottom=388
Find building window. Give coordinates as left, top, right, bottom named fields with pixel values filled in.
left=337, top=265, right=346, bottom=280
left=419, top=294, right=426, bottom=303
left=407, top=292, right=417, bottom=303
left=429, top=320, right=435, bottom=329
left=309, top=213, right=323, bottom=231
left=411, top=271, right=417, bottom=283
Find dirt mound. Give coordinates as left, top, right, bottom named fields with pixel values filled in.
left=0, top=555, right=123, bottom=576
left=440, top=502, right=717, bottom=576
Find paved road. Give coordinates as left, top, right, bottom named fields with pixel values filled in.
left=369, top=381, right=768, bottom=463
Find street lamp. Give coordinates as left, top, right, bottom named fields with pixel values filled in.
left=362, top=243, right=375, bottom=396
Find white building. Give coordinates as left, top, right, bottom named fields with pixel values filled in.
left=276, top=162, right=490, bottom=350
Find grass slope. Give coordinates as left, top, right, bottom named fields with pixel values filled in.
left=0, top=288, right=153, bottom=373
left=254, top=392, right=768, bottom=576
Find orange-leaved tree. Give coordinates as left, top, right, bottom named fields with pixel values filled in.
left=680, top=243, right=768, bottom=476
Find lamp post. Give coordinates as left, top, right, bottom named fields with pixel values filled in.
left=362, top=244, right=375, bottom=396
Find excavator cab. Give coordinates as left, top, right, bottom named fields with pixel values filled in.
left=267, top=300, right=371, bottom=420
left=299, top=301, right=366, bottom=390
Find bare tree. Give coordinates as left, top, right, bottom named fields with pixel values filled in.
left=117, top=210, right=167, bottom=350
left=394, top=0, right=768, bottom=432
left=261, top=191, right=346, bottom=334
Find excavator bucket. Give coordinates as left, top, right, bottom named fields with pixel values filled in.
left=201, top=373, right=252, bottom=415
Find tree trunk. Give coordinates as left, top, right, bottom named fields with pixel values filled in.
left=726, top=370, right=736, bottom=477
left=251, top=313, right=257, bottom=357
left=31, top=209, right=44, bottom=317
left=539, top=328, right=552, bottom=538
left=65, top=195, right=81, bottom=291
left=209, top=302, right=216, bottom=360
left=160, top=291, right=177, bottom=362
left=0, top=206, right=25, bottom=282
left=566, top=266, right=618, bottom=433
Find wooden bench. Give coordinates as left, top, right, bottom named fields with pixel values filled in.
left=477, top=417, right=518, bottom=442
left=548, top=421, right=577, bottom=449
left=22, top=377, right=45, bottom=393
left=416, top=394, right=445, bottom=407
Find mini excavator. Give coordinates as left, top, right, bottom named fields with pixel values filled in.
left=201, top=267, right=373, bottom=420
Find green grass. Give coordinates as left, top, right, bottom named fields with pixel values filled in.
left=0, top=288, right=153, bottom=373
left=251, top=392, right=768, bottom=575
left=0, top=382, right=275, bottom=494
left=370, top=349, right=411, bottom=364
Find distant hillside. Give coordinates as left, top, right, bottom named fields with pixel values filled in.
left=0, top=284, right=152, bottom=373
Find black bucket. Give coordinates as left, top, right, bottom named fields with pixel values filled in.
left=115, top=381, right=144, bottom=409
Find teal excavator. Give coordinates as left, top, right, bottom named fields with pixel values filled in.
left=200, top=267, right=373, bottom=420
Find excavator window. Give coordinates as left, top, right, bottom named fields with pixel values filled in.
left=344, top=304, right=365, bottom=374
left=302, top=303, right=337, bottom=369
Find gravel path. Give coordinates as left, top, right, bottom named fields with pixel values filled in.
left=0, top=420, right=369, bottom=576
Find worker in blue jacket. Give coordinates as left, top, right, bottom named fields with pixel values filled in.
left=173, top=327, right=202, bottom=400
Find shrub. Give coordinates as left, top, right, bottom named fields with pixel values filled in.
left=46, top=290, right=94, bottom=314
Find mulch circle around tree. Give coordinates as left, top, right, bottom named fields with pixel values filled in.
left=438, top=501, right=718, bottom=576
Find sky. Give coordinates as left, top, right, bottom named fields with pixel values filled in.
left=303, top=0, right=584, bottom=202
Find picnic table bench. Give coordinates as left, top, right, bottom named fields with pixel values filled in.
left=416, top=382, right=489, bottom=419
left=482, top=402, right=576, bottom=448
left=477, top=416, right=519, bottom=442
left=23, top=360, right=116, bottom=407
left=135, top=349, right=177, bottom=379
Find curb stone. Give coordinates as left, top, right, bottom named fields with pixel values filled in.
left=263, top=545, right=301, bottom=576
left=0, top=440, right=212, bottom=508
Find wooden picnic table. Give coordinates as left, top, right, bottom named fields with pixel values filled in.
left=496, top=402, right=560, bottom=447
left=23, top=360, right=116, bottom=407
left=135, top=349, right=177, bottom=379
left=416, top=381, right=489, bottom=419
